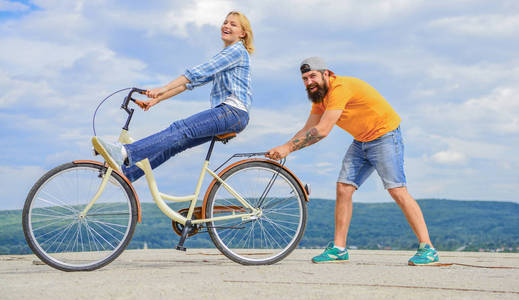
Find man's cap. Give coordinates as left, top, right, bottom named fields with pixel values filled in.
left=300, top=56, right=327, bottom=74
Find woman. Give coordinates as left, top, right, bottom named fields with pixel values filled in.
left=93, top=11, right=254, bottom=182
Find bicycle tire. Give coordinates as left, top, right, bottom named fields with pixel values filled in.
left=205, top=160, right=307, bottom=265
left=22, top=162, right=138, bottom=271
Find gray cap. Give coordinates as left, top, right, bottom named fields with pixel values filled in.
left=300, top=56, right=327, bottom=74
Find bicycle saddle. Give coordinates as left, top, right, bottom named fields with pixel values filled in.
left=215, top=132, right=236, bottom=144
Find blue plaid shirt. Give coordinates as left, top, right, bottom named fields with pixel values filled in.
left=184, top=41, right=252, bottom=111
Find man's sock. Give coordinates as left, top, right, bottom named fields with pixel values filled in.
left=334, top=245, right=345, bottom=251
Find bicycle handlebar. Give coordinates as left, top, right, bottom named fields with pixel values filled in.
left=122, top=88, right=146, bottom=110
left=121, top=88, right=146, bottom=131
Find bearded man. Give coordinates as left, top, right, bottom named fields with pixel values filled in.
left=266, top=57, right=439, bottom=265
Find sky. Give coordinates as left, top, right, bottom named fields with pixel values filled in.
left=0, top=0, right=518, bottom=209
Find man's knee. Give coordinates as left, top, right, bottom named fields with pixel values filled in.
left=337, top=182, right=356, bottom=200
left=388, top=186, right=411, bottom=204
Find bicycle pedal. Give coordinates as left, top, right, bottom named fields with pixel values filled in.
left=176, top=245, right=187, bottom=252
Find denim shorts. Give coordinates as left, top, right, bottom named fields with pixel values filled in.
left=337, top=126, right=406, bottom=189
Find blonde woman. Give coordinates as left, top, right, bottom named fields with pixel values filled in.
left=93, top=11, right=254, bottom=182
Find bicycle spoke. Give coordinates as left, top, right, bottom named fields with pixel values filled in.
left=40, top=191, right=79, bottom=214
left=24, top=163, right=136, bottom=271
left=31, top=217, right=74, bottom=233
left=89, top=221, right=123, bottom=246
left=207, top=161, right=306, bottom=264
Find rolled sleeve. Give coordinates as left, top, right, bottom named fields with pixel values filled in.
left=184, top=68, right=213, bottom=90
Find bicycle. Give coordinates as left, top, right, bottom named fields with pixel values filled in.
left=22, top=88, right=310, bottom=271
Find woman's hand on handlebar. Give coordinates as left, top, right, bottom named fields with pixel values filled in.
left=146, top=87, right=167, bottom=99
left=135, top=99, right=160, bottom=111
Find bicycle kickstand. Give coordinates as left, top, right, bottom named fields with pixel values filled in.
left=175, top=220, right=192, bottom=251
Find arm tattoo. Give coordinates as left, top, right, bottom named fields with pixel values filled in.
left=290, top=127, right=324, bottom=152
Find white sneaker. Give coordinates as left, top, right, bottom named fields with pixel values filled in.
left=92, top=137, right=124, bottom=171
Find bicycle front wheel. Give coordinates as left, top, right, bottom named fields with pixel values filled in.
left=205, top=160, right=307, bottom=265
left=22, top=162, right=138, bottom=271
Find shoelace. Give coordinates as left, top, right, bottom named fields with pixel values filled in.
left=415, top=248, right=428, bottom=256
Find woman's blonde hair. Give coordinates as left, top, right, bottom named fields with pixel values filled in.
left=227, top=11, right=254, bottom=54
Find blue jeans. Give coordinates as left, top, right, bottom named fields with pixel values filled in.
left=337, top=126, right=406, bottom=189
left=122, top=104, right=249, bottom=182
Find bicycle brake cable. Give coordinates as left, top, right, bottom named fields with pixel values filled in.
left=92, top=87, right=133, bottom=136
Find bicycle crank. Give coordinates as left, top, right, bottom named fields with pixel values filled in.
left=172, top=208, right=202, bottom=237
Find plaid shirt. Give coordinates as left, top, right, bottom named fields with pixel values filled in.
left=184, top=41, right=252, bottom=111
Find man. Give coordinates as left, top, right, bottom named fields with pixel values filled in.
left=266, top=57, right=439, bottom=265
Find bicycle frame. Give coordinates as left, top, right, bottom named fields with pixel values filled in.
left=85, top=88, right=291, bottom=229
left=85, top=129, right=260, bottom=226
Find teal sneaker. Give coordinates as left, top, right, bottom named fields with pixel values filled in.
left=408, top=243, right=439, bottom=266
left=312, top=242, right=349, bottom=263
left=92, top=137, right=124, bottom=172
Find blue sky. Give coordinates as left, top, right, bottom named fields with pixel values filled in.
left=1, top=0, right=518, bottom=209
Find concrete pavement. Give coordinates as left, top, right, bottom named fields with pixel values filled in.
left=1, top=249, right=518, bottom=299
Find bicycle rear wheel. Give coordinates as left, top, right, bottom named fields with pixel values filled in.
left=205, top=160, right=307, bottom=265
left=22, top=162, right=138, bottom=271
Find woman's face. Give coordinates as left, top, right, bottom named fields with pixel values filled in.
left=221, top=14, right=245, bottom=46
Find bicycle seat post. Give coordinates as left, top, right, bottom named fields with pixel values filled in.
left=205, top=138, right=217, bottom=162
left=175, top=137, right=217, bottom=252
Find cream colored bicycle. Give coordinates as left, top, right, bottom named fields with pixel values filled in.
left=22, top=88, right=309, bottom=271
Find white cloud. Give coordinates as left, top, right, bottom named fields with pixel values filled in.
left=0, top=165, right=46, bottom=210
left=425, top=62, right=519, bottom=92
left=0, top=0, right=29, bottom=12
left=414, top=87, right=519, bottom=138
left=240, top=105, right=308, bottom=142
left=0, top=40, right=148, bottom=110
left=251, top=0, right=426, bottom=29
left=429, top=14, right=519, bottom=37
left=430, top=150, right=467, bottom=165
left=163, top=0, right=235, bottom=37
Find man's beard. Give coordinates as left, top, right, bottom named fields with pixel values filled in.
left=306, top=82, right=328, bottom=103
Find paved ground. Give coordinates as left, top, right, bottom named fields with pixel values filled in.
left=1, top=249, right=518, bottom=299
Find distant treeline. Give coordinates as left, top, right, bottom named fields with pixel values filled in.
left=1, top=199, right=518, bottom=255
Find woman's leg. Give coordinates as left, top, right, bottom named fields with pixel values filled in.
left=123, top=104, right=248, bottom=181
left=121, top=135, right=212, bottom=182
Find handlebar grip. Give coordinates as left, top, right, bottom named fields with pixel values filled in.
left=132, top=88, right=147, bottom=95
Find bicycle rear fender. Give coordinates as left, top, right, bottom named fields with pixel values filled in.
left=73, top=160, right=142, bottom=223
left=201, top=159, right=309, bottom=219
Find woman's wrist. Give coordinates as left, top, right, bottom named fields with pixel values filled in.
left=164, top=75, right=189, bottom=92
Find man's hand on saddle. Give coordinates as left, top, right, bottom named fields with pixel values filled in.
left=266, top=144, right=291, bottom=160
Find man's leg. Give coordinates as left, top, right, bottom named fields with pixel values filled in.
left=312, top=140, right=369, bottom=263
left=388, top=186, right=432, bottom=247
left=334, top=182, right=356, bottom=248
left=367, top=127, right=438, bottom=264
left=311, top=183, right=352, bottom=263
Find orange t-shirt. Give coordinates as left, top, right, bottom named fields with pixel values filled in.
left=310, top=75, right=401, bottom=142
